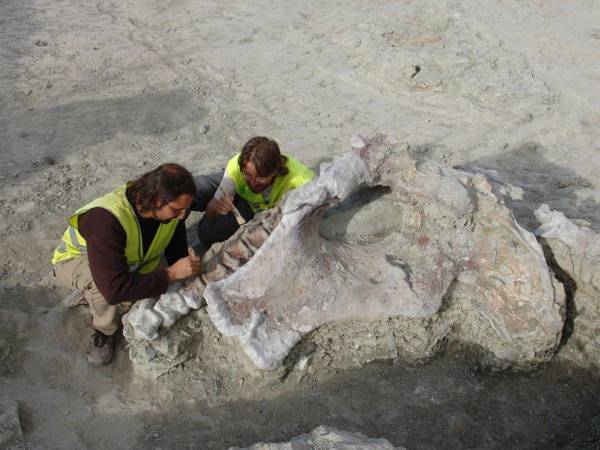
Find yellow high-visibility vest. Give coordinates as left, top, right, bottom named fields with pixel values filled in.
left=51, top=184, right=179, bottom=274
left=226, top=153, right=314, bottom=212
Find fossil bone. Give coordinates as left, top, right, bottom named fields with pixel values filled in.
left=123, top=278, right=205, bottom=341
left=202, top=135, right=564, bottom=369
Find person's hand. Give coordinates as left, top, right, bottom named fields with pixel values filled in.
left=205, top=193, right=235, bottom=219
left=188, top=246, right=201, bottom=271
left=165, top=248, right=202, bottom=282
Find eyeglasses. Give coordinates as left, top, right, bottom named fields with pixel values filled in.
left=242, top=171, right=276, bottom=185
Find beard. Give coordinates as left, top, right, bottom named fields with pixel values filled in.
left=249, top=184, right=269, bottom=193
left=152, top=212, right=175, bottom=224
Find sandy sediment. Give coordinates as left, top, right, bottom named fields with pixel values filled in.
left=1, top=0, right=600, bottom=448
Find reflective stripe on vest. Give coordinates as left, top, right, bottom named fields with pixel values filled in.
left=68, top=226, right=87, bottom=254
left=226, top=153, right=314, bottom=213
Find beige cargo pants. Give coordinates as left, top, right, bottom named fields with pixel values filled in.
left=54, top=257, right=130, bottom=335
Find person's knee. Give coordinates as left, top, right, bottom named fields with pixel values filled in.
left=194, top=174, right=217, bottom=193
left=191, top=172, right=224, bottom=211
left=197, top=214, right=239, bottom=247
left=234, top=197, right=254, bottom=221
left=196, top=216, right=212, bottom=243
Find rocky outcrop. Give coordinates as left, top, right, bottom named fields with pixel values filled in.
left=535, top=204, right=600, bottom=369
left=124, top=135, right=565, bottom=376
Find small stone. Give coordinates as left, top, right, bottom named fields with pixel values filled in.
left=296, top=356, right=309, bottom=370
left=520, top=112, right=534, bottom=123
left=34, top=39, right=48, bottom=47
left=199, top=124, right=209, bottom=134
left=145, top=431, right=161, bottom=441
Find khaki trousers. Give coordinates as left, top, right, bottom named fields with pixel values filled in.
left=54, top=257, right=124, bottom=335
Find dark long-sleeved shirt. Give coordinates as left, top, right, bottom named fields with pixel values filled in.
left=78, top=201, right=188, bottom=305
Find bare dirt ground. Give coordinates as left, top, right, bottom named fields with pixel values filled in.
left=1, top=0, right=600, bottom=448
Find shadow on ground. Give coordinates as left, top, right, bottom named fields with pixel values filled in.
left=457, top=142, right=600, bottom=232
left=5, top=88, right=203, bottom=156
left=1, top=89, right=204, bottom=179
left=3, top=283, right=600, bottom=449
left=139, top=356, right=600, bottom=450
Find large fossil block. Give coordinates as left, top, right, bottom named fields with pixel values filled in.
left=203, top=135, right=564, bottom=370
left=232, top=425, right=401, bottom=450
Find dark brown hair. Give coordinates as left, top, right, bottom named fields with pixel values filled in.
left=127, top=163, right=196, bottom=214
left=238, top=136, right=288, bottom=177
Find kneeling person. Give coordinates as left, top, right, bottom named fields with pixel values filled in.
left=52, top=164, right=202, bottom=367
left=192, top=136, right=314, bottom=250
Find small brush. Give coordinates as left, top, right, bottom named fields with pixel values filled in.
left=218, top=186, right=246, bottom=225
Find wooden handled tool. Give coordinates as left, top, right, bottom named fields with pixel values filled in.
left=218, top=186, right=246, bottom=225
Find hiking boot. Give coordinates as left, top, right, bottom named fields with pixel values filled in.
left=87, top=329, right=115, bottom=367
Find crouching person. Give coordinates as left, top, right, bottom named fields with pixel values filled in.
left=52, top=164, right=202, bottom=367
left=191, top=136, right=314, bottom=251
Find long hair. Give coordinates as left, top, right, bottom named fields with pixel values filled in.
left=127, top=163, right=196, bottom=214
left=238, top=136, right=289, bottom=177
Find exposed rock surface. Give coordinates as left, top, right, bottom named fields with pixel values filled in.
left=204, top=135, right=564, bottom=370
left=0, top=401, right=25, bottom=450
left=230, top=426, right=402, bottom=450
left=1, top=1, right=599, bottom=447
left=535, top=204, right=600, bottom=369
left=123, top=279, right=205, bottom=341
left=124, top=135, right=565, bottom=377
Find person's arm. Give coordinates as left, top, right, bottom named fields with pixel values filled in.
left=161, top=219, right=201, bottom=281
left=205, top=174, right=236, bottom=219
left=79, top=209, right=170, bottom=304
left=214, top=174, right=236, bottom=200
